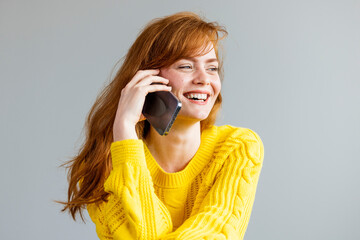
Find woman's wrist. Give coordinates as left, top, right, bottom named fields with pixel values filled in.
left=113, top=121, right=138, bottom=141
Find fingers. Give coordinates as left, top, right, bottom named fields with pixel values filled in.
left=122, top=69, right=170, bottom=97
left=115, top=69, right=172, bottom=128
left=143, top=84, right=172, bottom=93
left=127, top=69, right=166, bottom=88
left=137, top=75, right=169, bottom=87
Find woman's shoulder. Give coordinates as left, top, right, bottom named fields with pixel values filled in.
left=209, top=125, right=262, bottom=143
left=206, top=125, right=264, bottom=164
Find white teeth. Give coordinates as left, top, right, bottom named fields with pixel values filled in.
left=185, top=93, right=208, bottom=101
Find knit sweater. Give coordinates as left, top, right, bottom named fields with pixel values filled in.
left=87, top=125, right=264, bottom=240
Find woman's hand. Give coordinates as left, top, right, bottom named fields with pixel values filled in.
left=113, top=69, right=172, bottom=141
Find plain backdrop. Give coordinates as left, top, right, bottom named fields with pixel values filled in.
left=1, top=0, right=359, bottom=239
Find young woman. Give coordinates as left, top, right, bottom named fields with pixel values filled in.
left=61, top=12, right=264, bottom=240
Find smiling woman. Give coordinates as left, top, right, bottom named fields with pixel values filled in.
left=59, top=11, right=264, bottom=240
left=159, top=47, right=221, bottom=121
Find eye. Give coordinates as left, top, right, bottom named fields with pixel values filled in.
left=208, top=66, right=219, bottom=72
left=178, top=65, right=192, bottom=69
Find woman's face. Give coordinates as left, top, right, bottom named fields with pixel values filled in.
left=159, top=47, right=221, bottom=121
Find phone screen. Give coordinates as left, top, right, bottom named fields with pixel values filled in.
left=142, top=91, right=182, bottom=136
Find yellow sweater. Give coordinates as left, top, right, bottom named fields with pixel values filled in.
left=87, top=125, right=264, bottom=240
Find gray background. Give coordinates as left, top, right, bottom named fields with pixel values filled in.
left=1, top=0, right=359, bottom=239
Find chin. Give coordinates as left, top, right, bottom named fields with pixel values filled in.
left=177, top=111, right=210, bottom=122
left=194, top=112, right=209, bottom=120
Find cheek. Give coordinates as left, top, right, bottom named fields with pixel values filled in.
left=213, top=80, right=222, bottom=96
left=160, top=69, right=182, bottom=87
left=165, top=74, right=184, bottom=91
left=169, top=79, right=184, bottom=92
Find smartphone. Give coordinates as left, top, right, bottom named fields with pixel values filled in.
left=142, top=91, right=182, bottom=136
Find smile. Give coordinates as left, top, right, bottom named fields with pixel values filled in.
left=184, top=93, right=210, bottom=104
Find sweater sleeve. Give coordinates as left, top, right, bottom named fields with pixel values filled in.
left=87, top=139, right=173, bottom=240
left=160, top=129, right=264, bottom=240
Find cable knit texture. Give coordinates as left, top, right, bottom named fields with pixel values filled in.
left=87, top=125, right=264, bottom=240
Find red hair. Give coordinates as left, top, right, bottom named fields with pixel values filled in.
left=59, top=11, right=227, bottom=221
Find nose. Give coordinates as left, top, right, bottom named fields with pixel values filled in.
left=192, top=68, right=210, bottom=85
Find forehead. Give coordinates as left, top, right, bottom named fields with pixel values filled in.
left=179, top=48, right=218, bottom=63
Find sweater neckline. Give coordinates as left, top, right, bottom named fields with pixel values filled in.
left=143, top=126, right=218, bottom=188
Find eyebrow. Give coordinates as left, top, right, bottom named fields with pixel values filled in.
left=182, top=57, right=219, bottom=64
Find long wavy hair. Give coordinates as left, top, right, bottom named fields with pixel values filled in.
left=59, top=11, right=227, bottom=221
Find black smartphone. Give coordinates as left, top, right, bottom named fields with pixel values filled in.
left=142, top=91, right=182, bottom=136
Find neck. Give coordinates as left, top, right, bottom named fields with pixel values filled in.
left=145, top=119, right=201, bottom=173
